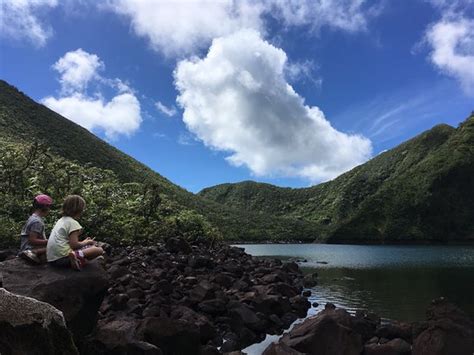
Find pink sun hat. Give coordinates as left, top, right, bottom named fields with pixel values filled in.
left=34, top=194, right=53, bottom=206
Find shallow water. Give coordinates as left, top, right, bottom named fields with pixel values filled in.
left=237, top=243, right=474, bottom=354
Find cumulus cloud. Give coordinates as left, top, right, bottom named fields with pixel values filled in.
left=108, top=0, right=263, bottom=56
left=422, top=0, right=474, bottom=95
left=1, top=0, right=58, bottom=46
left=52, top=48, right=104, bottom=94
left=175, top=29, right=372, bottom=182
left=107, top=0, right=381, bottom=56
left=155, top=101, right=177, bottom=117
left=42, top=49, right=142, bottom=139
left=425, top=18, right=474, bottom=95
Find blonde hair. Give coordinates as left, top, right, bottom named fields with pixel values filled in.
left=62, top=195, right=86, bottom=217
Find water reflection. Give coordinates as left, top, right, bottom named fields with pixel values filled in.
left=236, top=244, right=474, bottom=320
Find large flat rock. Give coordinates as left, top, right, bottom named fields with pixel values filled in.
left=0, top=288, right=78, bottom=354
left=0, top=257, right=109, bottom=340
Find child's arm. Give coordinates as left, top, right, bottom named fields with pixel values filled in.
left=68, top=230, right=95, bottom=250
left=27, top=232, right=48, bottom=246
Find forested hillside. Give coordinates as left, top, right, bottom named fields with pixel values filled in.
left=2, top=80, right=472, bottom=244
left=200, top=114, right=474, bottom=242
left=0, top=80, right=317, bottom=246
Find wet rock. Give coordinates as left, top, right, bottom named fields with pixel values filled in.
left=290, top=295, right=311, bottom=317
left=263, top=342, right=306, bottom=355
left=278, top=308, right=363, bottom=355
left=375, top=322, right=412, bottom=342
left=282, top=262, right=299, bottom=273
left=303, top=274, right=317, bottom=288
left=0, top=288, right=78, bottom=354
left=412, top=298, right=474, bottom=355
left=364, top=338, right=411, bottom=355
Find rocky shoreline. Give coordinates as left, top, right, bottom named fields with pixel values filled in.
left=1, top=238, right=473, bottom=354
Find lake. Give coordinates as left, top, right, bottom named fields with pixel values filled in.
left=236, top=244, right=474, bottom=354
left=237, top=244, right=474, bottom=321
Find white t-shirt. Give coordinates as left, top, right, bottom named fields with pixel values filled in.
left=47, top=216, right=82, bottom=261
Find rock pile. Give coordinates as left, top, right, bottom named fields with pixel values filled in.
left=86, top=238, right=311, bottom=354
left=264, top=298, right=474, bottom=355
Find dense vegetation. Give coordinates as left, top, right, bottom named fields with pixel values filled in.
left=1, top=79, right=472, bottom=245
left=0, top=138, right=222, bottom=249
left=200, top=114, right=474, bottom=243
left=0, top=80, right=317, bottom=246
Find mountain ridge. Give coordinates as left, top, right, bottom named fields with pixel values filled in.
left=200, top=113, right=474, bottom=242
left=0, top=80, right=318, bottom=243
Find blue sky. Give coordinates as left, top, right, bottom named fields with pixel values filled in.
left=1, top=0, right=473, bottom=192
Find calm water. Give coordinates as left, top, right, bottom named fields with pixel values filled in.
left=236, top=244, right=474, bottom=321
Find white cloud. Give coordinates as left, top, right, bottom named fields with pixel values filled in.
left=1, top=0, right=58, bottom=46
left=155, top=101, right=177, bottom=117
left=107, top=0, right=381, bottom=56
left=42, top=93, right=142, bottom=140
left=108, top=0, right=263, bottom=57
left=267, top=0, right=382, bottom=33
left=425, top=18, right=474, bottom=95
left=422, top=0, right=474, bottom=95
left=175, top=29, right=372, bottom=182
left=52, top=48, right=104, bottom=94
left=42, top=49, right=142, bottom=139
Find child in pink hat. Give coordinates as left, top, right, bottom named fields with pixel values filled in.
left=19, top=194, right=53, bottom=264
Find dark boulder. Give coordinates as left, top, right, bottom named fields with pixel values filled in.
left=303, top=274, right=317, bottom=288
left=0, top=288, right=78, bottom=355
left=375, top=322, right=412, bottom=342
left=290, top=295, right=311, bottom=318
left=137, top=317, right=201, bottom=355
left=0, top=249, right=16, bottom=262
left=165, top=237, right=192, bottom=254
left=263, top=342, right=306, bottom=355
left=412, top=298, right=474, bottom=355
left=364, top=338, right=411, bottom=355
left=1, top=257, right=109, bottom=341
left=265, top=307, right=366, bottom=355
left=82, top=318, right=162, bottom=355
left=229, top=303, right=266, bottom=333
left=170, top=306, right=218, bottom=344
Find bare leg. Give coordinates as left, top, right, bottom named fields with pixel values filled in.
left=82, top=246, right=104, bottom=260
left=33, top=248, right=46, bottom=256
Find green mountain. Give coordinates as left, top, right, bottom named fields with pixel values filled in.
left=0, top=80, right=316, bottom=245
left=2, top=79, right=472, bottom=244
left=200, top=114, right=474, bottom=243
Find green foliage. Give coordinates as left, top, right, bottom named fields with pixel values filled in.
left=200, top=115, right=474, bottom=243
left=0, top=139, right=220, bottom=248
left=0, top=80, right=319, bottom=243
left=3, top=79, right=471, bottom=244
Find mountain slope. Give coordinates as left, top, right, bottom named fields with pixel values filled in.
left=200, top=114, right=474, bottom=242
left=0, top=80, right=318, bottom=242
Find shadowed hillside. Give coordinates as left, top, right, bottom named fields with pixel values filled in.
left=0, top=80, right=318, bottom=244
left=200, top=113, right=474, bottom=243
